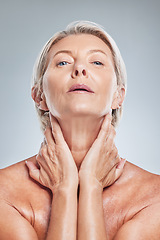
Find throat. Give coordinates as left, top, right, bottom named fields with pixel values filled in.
left=57, top=115, right=104, bottom=169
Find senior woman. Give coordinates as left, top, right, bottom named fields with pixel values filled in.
left=0, top=21, right=160, bottom=240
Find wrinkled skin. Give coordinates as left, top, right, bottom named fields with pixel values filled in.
left=27, top=113, right=125, bottom=193
left=0, top=34, right=160, bottom=240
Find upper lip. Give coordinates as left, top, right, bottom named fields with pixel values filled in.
left=68, top=84, right=94, bottom=93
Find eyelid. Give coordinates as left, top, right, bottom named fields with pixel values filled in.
left=56, top=61, right=69, bottom=66
left=94, top=61, right=103, bottom=64
left=89, top=54, right=105, bottom=62
left=90, top=59, right=104, bottom=65
left=53, top=54, right=73, bottom=63
left=55, top=56, right=73, bottom=65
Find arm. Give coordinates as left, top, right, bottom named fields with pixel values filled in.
left=26, top=113, right=78, bottom=240
left=77, top=113, right=125, bottom=240
left=0, top=188, right=77, bottom=240
left=78, top=175, right=106, bottom=240
left=46, top=184, right=77, bottom=240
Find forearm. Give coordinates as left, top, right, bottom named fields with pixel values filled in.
left=46, top=185, right=78, bottom=240
left=78, top=176, right=107, bottom=240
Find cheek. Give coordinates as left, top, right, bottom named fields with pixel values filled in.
left=98, top=71, right=117, bottom=101
left=42, top=71, right=67, bottom=114
left=43, top=72, right=60, bottom=107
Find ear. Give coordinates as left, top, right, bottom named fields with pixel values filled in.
left=111, top=86, right=125, bottom=110
left=31, top=86, right=49, bottom=111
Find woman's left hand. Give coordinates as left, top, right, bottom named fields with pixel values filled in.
left=79, top=113, right=126, bottom=189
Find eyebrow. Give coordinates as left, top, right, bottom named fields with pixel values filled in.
left=52, top=49, right=108, bottom=58
left=52, top=50, right=72, bottom=58
left=87, top=49, right=108, bottom=57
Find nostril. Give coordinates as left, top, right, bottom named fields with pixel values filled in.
left=75, top=70, right=78, bottom=76
left=73, top=68, right=87, bottom=77
left=82, top=69, right=86, bottom=76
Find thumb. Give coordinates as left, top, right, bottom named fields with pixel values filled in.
left=25, top=161, right=40, bottom=182
left=115, top=158, right=126, bottom=180
left=97, top=112, right=112, bottom=142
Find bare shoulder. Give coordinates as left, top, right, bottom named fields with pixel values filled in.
left=117, top=161, right=160, bottom=210
left=0, top=155, right=47, bottom=199
left=113, top=162, right=160, bottom=239
left=102, top=161, right=160, bottom=239
left=103, top=161, right=160, bottom=203
left=123, top=161, right=160, bottom=197
left=0, top=154, right=52, bottom=210
left=0, top=156, right=51, bottom=240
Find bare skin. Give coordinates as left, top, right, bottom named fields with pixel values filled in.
left=0, top=34, right=160, bottom=239
left=0, top=152, right=160, bottom=239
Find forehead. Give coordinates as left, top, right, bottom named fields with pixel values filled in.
left=48, top=34, right=113, bottom=60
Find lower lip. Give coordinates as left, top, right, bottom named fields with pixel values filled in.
left=68, top=90, right=94, bottom=94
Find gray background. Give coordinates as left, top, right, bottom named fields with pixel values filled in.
left=0, top=0, right=160, bottom=174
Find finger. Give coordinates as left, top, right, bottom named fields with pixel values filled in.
left=38, top=142, right=44, bottom=156
left=49, top=112, right=65, bottom=144
left=38, top=145, right=57, bottom=172
left=108, top=148, right=120, bottom=167
left=114, top=158, right=126, bottom=180
left=97, top=113, right=112, bottom=142
left=25, top=161, right=40, bottom=183
left=116, top=158, right=126, bottom=169
left=104, top=126, right=116, bottom=151
left=44, top=126, right=56, bottom=147
left=39, top=140, right=58, bottom=167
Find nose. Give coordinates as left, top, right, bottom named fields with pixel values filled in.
left=71, top=63, right=88, bottom=78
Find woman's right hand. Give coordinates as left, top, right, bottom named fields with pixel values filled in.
left=26, top=113, right=79, bottom=194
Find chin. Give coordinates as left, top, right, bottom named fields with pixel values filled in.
left=62, top=104, right=102, bottom=118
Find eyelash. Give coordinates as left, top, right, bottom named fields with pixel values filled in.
left=57, top=61, right=69, bottom=66
left=56, top=60, right=104, bottom=67
left=92, top=61, right=103, bottom=66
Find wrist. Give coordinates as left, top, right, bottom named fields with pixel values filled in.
left=79, top=171, right=103, bottom=193
left=51, top=181, right=78, bottom=195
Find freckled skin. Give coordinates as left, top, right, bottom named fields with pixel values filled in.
left=0, top=34, right=160, bottom=239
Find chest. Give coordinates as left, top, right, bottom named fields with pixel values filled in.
left=23, top=185, right=150, bottom=240
left=102, top=190, right=127, bottom=239
left=32, top=190, right=126, bottom=240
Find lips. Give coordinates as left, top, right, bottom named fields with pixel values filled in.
left=68, top=84, right=94, bottom=93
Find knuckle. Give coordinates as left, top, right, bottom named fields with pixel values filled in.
left=48, top=145, right=54, bottom=156
left=48, top=144, right=53, bottom=152
left=41, top=146, right=47, bottom=157
left=29, top=170, right=34, bottom=178
left=110, top=148, right=118, bottom=158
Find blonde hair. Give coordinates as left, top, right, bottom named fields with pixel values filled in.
left=32, top=21, right=127, bottom=132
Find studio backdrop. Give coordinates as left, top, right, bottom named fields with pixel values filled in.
left=0, top=0, right=160, bottom=174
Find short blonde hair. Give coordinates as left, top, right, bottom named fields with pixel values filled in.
left=32, top=21, right=127, bottom=132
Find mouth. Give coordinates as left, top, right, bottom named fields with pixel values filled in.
left=67, top=84, right=94, bottom=93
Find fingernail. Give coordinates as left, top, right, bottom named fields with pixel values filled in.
left=117, top=158, right=126, bottom=169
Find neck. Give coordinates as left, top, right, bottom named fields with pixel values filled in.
left=58, top=115, right=104, bottom=170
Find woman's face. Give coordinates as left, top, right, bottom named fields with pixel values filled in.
left=42, top=34, right=118, bottom=119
